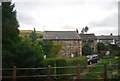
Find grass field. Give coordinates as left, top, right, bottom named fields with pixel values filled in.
left=19, top=30, right=43, bottom=38
left=83, top=55, right=119, bottom=79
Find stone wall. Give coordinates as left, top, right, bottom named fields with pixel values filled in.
left=53, top=40, right=82, bottom=58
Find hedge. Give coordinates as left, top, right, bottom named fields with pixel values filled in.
left=41, top=56, right=87, bottom=80
left=67, top=56, right=87, bottom=74
left=67, top=56, right=87, bottom=66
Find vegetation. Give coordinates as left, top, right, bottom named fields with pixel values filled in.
left=67, top=56, right=87, bottom=66
left=81, top=26, right=89, bottom=34
left=84, top=26, right=89, bottom=34
left=19, top=30, right=43, bottom=39
left=42, top=41, right=62, bottom=58
left=42, top=56, right=87, bottom=80
left=82, top=43, right=93, bottom=56
left=83, top=55, right=119, bottom=79
left=2, top=2, right=44, bottom=68
left=2, top=1, right=119, bottom=80
left=2, top=2, right=20, bottom=68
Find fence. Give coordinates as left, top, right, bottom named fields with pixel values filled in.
left=1, top=63, right=120, bottom=81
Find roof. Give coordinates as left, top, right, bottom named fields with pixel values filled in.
left=43, top=31, right=80, bottom=40
left=96, top=35, right=119, bottom=40
left=79, top=33, right=96, bottom=40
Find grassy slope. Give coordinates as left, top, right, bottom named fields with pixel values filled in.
left=19, top=30, right=43, bottom=38
left=83, top=55, right=119, bottom=79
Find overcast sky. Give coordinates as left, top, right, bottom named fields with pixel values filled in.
left=12, top=0, right=119, bottom=35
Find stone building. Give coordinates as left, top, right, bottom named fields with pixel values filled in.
left=96, top=35, right=119, bottom=45
left=43, top=31, right=82, bottom=58
left=79, top=33, right=97, bottom=52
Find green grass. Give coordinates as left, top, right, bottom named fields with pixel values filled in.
left=83, top=55, right=119, bottom=79
left=19, top=30, right=43, bottom=38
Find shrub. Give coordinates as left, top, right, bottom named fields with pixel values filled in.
left=67, top=56, right=87, bottom=66
left=41, top=56, right=87, bottom=80
left=55, top=58, right=69, bottom=80
left=67, top=56, right=87, bottom=74
left=41, top=58, right=68, bottom=79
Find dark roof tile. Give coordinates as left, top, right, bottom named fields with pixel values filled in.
left=79, top=33, right=96, bottom=40
left=43, top=31, right=80, bottom=40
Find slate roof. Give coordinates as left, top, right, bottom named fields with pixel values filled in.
left=96, top=35, right=119, bottom=40
left=43, top=31, right=80, bottom=40
left=79, top=33, right=96, bottom=40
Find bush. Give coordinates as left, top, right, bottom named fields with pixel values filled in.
left=41, top=56, right=87, bottom=80
left=41, top=58, right=56, bottom=77
left=67, top=56, right=87, bottom=74
left=67, top=56, right=87, bottom=66
left=42, top=58, right=68, bottom=79
left=55, top=58, right=68, bottom=80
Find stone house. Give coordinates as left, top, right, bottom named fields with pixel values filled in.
left=43, top=31, right=82, bottom=58
left=96, top=35, right=119, bottom=45
left=79, top=33, right=97, bottom=52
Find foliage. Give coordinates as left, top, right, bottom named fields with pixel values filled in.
left=81, top=28, right=85, bottom=34
left=55, top=58, right=67, bottom=73
left=3, top=40, right=44, bottom=68
left=109, top=44, right=120, bottom=56
left=2, top=2, right=19, bottom=46
left=84, top=26, right=89, bottom=34
left=2, top=2, right=44, bottom=69
left=2, top=2, right=20, bottom=68
left=41, top=57, right=67, bottom=79
left=82, top=43, right=93, bottom=56
left=67, top=56, right=87, bottom=66
left=81, top=26, right=89, bottom=34
left=19, top=30, right=43, bottom=39
left=97, top=43, right=108, bottom=56
left=67, top=56, right=87, bottom=75
left=29, top=28, right=37, bottom=42
left=42, top=41, right=62, bottom=58
left=83, top=55, right=119, bottom=79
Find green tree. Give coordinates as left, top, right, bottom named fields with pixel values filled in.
left=42, top=41, right=62, bottom=58
left=82, top=43, right=93, bottom=56
left=2, top=2, right=20, bottom=68
left=81, top=28, right=85, bottom=34
left=29, top=28, right=37, bottom=42
left=84, top=26, right=89, bottom=34
left=2, top=2, right=19, bottom=46
left=2, top=2, right=44, bottom=68
left=97, top=43, right=107, bottom=52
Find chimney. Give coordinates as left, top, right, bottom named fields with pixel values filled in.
left=76, top=29, right=79, bottom=34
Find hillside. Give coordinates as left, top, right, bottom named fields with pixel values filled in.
left=19, top=30, right=43, bottom=38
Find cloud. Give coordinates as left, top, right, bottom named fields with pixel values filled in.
left=89, top=27, right=118, bottom=35
left=13, top=0, right=118, bottom=35
left=89, top=13, right=118, bottom=27
left=61, top=25, right=75, bottom=29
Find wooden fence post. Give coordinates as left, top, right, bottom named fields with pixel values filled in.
left=76, top=64, right=81, bottom=79
left=104, top=64, right=108, bottom=80
left=48, top=65, right=51, bottom=80
left=13, top=66, right=16, bottom=81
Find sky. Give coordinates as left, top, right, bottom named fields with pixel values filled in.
left=12, top=0, right=119, bottom=35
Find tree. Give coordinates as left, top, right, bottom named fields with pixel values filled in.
left=97, top=43, right=108, bottom=57
left=2, top=2, right=20, bottom=68
left=29, top=28, right=37, bottom=42
left=2, top=2, right=20, bottom=46
left=81, top=26, right=89, bottom=34
left=81, top=28, right=85, bottom=34
left=97, top=43, right=107, bottom=52
left=82, top=43, right=93, bottom=56
left=84, top=26, right=89, bottom=34
left=2, top=2, right=44, bottom=68
left=42, top=41, right=62, bottom=58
